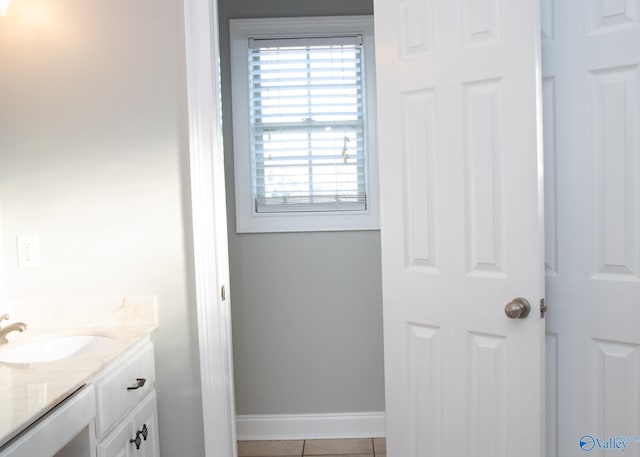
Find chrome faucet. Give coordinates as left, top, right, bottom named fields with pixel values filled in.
left=0, top=314, right=27, bottom=345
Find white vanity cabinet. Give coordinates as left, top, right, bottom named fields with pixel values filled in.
left=0, top=335, right=159, bottom=457
left=93, top=339, right=160, bottom=457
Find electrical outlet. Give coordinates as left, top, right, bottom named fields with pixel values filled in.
left=17, top=235, right=40, bottom=268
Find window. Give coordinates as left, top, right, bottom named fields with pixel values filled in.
left=230, top=16, right=379, bottom=233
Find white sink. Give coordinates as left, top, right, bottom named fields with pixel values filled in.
left=0, top=335, right=113, bottom=364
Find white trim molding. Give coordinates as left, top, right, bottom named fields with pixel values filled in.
left=183, top=0, right=237, bottom=457
left=236, top=412, right=386, bottom=441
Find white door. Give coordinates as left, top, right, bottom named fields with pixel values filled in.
left=543, top=1, right=640, bottom=455
left=374, top=0, right=545, bottom=456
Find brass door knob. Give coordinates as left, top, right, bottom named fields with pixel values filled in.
left=505, top=297, right=531, bottom=319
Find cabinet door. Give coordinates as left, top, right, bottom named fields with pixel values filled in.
left=132, top=392, right=159, bottom=457
left=96, top=418, right=135, bottom=457
left=98, top=390, right=160, bottom=457
left=97, top=391, right=159, bottom=457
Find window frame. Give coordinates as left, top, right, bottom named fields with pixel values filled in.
left=230, top=16, right=379, bottom=233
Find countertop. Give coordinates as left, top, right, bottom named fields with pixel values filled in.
left=0, top=298, right=158, bottom=448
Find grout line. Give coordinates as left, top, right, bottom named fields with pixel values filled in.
left=301, top=439, right=306, bottom=457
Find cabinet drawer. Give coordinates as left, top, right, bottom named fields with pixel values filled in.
left=94, top=341, right=155, bottom=438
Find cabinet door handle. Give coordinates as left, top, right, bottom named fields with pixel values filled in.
left=139, top=424, right=148, bottom=441
left=127, top=378, right=147, bottom=390
left=130, top=431, right=142, bottom=450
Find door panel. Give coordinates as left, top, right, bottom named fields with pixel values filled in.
left=543, top=1, right=640, bottom=455
left=375, top=0, right=545, bottom=455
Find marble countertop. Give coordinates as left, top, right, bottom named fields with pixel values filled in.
left=0, top=298, right=158, bottom=448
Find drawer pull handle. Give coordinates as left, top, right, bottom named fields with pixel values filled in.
left=127, top=378, right=147, bottom=390
left=130, top=431, right=142, bottom=450
left=140, top=424, right=148, bottom=440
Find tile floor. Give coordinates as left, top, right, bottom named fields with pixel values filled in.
left=237, top=438, right=386, bottom=457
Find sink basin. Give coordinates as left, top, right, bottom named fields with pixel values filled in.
left=0, top=335, right=113, bottom=364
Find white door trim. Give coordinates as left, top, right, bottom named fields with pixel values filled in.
left=183, top=1, right=237, bottom=457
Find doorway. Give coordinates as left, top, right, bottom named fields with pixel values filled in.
left=184, top=1, right=640, bottom=456
left=218, top=0, right=385, bottom=440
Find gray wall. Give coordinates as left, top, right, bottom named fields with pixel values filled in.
left=0, top=0, right=204, bottom=455
left=218, top=0, right=385, bottom=414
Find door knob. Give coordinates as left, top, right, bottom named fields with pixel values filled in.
left=505, top=297, right=531, bottom=319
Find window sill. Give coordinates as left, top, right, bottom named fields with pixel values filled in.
left=235, top=210, right=380, bottom=234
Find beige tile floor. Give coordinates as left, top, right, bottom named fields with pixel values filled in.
left=237, top=438, right=386, bottom=457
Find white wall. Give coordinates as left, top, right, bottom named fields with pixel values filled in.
left=0, top=0, right=205, bottom=455
left=218, top=0, right=385, bottom=415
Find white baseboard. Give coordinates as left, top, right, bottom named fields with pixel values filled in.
left=236, top=412, right=385, bottom=440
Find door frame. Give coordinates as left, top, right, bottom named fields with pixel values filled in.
left=183, top=0, right=237, bottom=456
left=182, top=1, right=552, bottom=456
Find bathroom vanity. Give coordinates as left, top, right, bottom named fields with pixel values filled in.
left=0, top=300, right=159, bottom=457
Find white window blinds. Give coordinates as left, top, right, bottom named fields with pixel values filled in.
left=248, top=35, right=368, bottom=213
